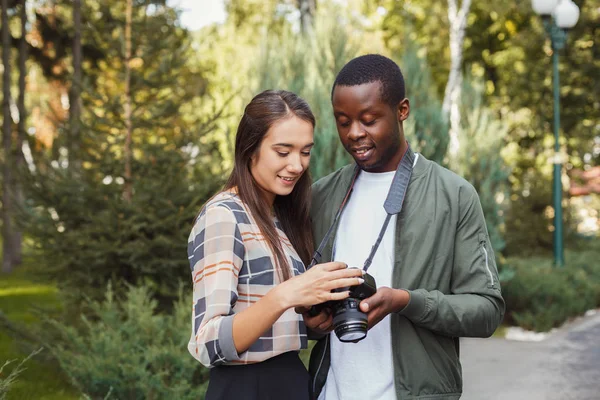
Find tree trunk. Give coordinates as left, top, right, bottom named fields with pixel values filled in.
left=297, top=0, right=316, bottom=35
left=123, top=0, right=133, bottom=202
left=69, top=0, right=82, bottom=171
left=2, top=0, right=14, bottom=273
left=13, top=0, right=27, bottom=267
left=442, top=0, right=471, bottom=163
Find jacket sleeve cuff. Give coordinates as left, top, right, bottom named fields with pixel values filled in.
left=218, top=314, right=241, bottom=362
left=397, top=289, right=427, bottom=320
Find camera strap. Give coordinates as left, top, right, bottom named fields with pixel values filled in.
left=309, top=143, right=415, bottom=272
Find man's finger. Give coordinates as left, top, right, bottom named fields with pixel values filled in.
left=360, top=291, right=383, bottom=312
left=318, top=315, right=333, bottom=331
left=295, top=306, right=310, bottom=314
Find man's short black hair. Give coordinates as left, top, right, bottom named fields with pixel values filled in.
left=332, top=54, right=405, bottom=107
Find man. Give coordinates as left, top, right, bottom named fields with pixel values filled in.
left=303, top=54, right=505, bottom=400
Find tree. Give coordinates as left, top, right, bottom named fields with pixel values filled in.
left=399, top=37, right=449, bottom=164
left=123, top=0, right=132, bottom=201
left=297, top=0, right=316, bottom=34
left=68, top=0, right=82, bottom=170
left=442, top=0, right=471, bottom=165
left=23, top=0, right=222, bottom=305
left=2, top=0, right=14, bottom=273
left=12, top=0, right=27, bottom=267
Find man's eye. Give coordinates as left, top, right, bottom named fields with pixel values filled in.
left=363, top=120, right=376, bottom=126
left=338, top=120, right=350, bottom=127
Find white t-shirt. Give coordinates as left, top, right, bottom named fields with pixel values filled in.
left=319, top=169, right=398, bottom=400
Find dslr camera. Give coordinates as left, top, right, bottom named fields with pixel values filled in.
left=308, top=270, right=377, bottom=343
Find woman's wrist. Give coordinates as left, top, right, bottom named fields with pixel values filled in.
left=268, top=282, right=294, bottom=311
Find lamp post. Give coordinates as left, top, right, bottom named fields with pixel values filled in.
left=531, top=0, right=580, bottom=267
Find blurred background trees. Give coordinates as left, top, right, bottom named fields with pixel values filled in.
left=0, top=0, right=598, bottom=398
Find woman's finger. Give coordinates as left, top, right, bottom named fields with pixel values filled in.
left=319, top=261, right=348, bottom=272
left=326, top=268, right=364, bottom=281
left=326, top=277, right=364, bottom=291
left=329, top=290, right=351, bottom=301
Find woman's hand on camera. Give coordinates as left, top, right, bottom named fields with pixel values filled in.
left=276, top=262, right=364, bottom=309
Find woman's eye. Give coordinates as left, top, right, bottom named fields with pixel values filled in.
left=277, top=152, right=289, bottom=157
left=302, top=151, right=311, bottom=156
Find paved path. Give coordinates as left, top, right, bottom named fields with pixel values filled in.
left=461, top=312, right=600, bottom=400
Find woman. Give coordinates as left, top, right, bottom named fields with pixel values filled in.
left=187, top=90, right=363, bottom=399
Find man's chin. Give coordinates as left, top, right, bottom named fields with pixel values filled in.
left=355, top=159, right=379, bottom=172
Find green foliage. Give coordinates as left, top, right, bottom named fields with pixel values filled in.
left=0, top=349, right=42, bottom=400
left=46, top=284, right=208, bottom=400
left=23, top=141, right=221, bottom=306
left=398, top=38, right=448, bottom=164
left=503, top=244, right=600, bottom=332
left=23, top=1, right=225, bottom=306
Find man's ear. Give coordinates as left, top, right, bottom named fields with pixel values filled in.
left=397, top=98, right=410, bottom=122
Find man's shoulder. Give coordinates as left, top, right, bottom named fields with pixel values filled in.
left=420, top=156, right=479, bottom=202
left=312, top=164, right=356, bottom=196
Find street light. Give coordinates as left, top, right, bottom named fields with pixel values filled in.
left=531, top=0, right=580, bottom=267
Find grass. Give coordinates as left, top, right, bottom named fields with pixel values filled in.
left=0, top=263, right=80, bottom=400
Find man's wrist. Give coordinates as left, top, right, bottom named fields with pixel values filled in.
left=393, top=288, right=411, bottom=313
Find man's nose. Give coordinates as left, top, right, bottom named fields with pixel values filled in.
left=347, top=122, right=367, bottom=141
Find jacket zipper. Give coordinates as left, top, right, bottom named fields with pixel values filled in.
left=312, top=334, right=329, bottom=396
left=480, top=241, right=494, bottom=286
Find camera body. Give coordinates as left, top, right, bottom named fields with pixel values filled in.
left=309, top=271, right=377, bottom=343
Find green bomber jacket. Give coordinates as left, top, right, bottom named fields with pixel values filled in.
left=308, top=153, right=505, bottom=400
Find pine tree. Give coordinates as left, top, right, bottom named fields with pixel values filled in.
left=23, top=0, right=224, bottom=305
left=398, top=37, right=449, bottom=164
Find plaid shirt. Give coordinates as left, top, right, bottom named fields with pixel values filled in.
left=187, top=191, right=308, bottom=367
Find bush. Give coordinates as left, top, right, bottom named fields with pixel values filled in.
left=502, top=244, right=600, bottom=332
left=0, top=349, right=42, bottom=400
left=46, top=284, right=208, bottom=400
left=23, top=139, right=222, bottom=309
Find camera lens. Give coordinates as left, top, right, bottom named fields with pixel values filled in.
left=331, top=298, right=368, bottom=343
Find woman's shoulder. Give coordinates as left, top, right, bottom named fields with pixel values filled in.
left=197, top=191, right=250, bottom=225
left=205, top=191, right=244, bottom=211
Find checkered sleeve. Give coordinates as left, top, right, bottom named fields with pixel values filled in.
left=187, top=204, right=245, bottom=367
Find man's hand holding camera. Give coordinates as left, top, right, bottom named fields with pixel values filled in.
left=300, top=307, right=334, bottom=335
left=359, top=287, right=410, bottom=329
left=302, top=287, right=411, bottom=335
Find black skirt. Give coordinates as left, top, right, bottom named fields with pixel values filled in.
left=205, top=351, right=310, bottom=400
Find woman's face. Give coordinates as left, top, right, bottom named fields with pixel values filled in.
left=250, top=115, right=314, bottom=204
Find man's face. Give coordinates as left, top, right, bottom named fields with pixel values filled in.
left=332, top=81, right=409, bottom=173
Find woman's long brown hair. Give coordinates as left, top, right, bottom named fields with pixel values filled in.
left=224, top=90, right=315, bottom=281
